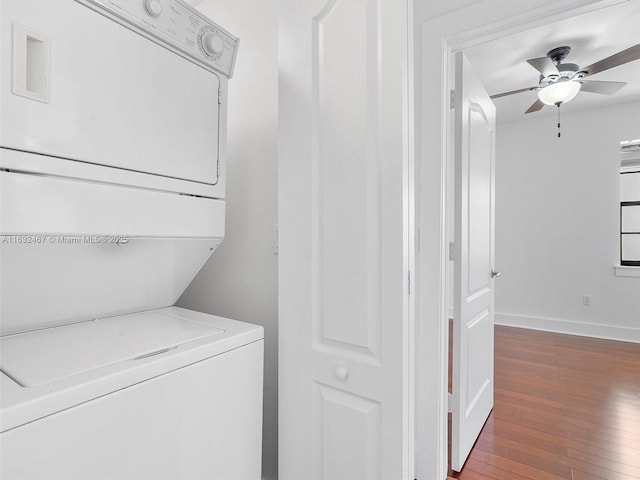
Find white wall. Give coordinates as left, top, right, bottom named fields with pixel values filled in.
left=176, top=1, right=278, bottom=479
left=495, top=101, right=640, bottom=342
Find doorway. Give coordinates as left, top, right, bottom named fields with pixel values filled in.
left=414, top=1, right=636, bottom=478
left=443, top=1, right=640, bottom=475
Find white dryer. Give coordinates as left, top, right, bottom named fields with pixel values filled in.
left=0, top=1, right=263, bottom=478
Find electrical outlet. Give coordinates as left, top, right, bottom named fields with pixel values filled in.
left=582, top=295, right=592, bottom=306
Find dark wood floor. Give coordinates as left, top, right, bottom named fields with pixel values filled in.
left=448, top=325, right=640, bottom=480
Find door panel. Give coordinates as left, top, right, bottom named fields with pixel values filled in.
left=315, top=384, right=381, bottom=480
left=314, top=0, right=382, bottom=363
left=279, top=0, right=410, bottom=478
left=451, top=52, right=496, bottom=472
left=467, top=106, right=493, bottom=295
left=464, top=309, right=491, bottom=414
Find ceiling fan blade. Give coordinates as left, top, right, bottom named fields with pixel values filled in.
left=526, top=57, right=559, bottom=77
left=579, top=80, right=626, bottom=95
left=581, top=44, right=640, bottom=76
left=490, top=87, right=537, bottom=99
left=525, top=98, right=545, bottom=114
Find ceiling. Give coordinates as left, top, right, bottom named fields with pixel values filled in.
left=464, top=1, right=640, bottom=124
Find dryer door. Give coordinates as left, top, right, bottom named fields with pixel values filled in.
left=0, top=0, right=221, bottom=188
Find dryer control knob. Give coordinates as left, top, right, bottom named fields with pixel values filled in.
left=144, top=0, right=163, bottom=17
left=201, top=31, right=225, bottom=57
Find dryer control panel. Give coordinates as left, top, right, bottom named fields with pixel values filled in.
left=76, top=0, right=238, bottom=77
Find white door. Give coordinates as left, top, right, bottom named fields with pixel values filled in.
left=451, top=52, right=497, bottom=472
left=278, top=0, right=412, bottom=478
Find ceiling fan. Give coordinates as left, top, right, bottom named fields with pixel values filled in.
left=491, top=44, right=640, bottom=113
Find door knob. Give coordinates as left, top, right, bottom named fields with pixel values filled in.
left=491, top=269, right=501, bottom=278
left=335, top=366, right=348, bottom=381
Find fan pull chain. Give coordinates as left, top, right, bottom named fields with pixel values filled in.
left=556, top=102, right=562, bottom=138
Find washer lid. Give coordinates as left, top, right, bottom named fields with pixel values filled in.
left=0, top=310, right=224, bottom=387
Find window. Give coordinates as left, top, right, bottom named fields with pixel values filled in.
left=620, top=140, right=640, bottom=267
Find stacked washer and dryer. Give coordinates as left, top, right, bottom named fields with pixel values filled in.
left=0, top=1, right=263, bottom=478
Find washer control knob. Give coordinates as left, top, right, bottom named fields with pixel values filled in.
left=144, top=0, right=163, bottom=17
left=201, top=31, right=225, bottom=57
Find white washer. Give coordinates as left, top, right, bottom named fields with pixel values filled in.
left=0, top=307, right=264, bottom=479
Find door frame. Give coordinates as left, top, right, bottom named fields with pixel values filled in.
left=414, top=1, right=626, bottom=478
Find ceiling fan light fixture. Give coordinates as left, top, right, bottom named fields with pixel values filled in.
left=537, top=80, right=581, bottom=106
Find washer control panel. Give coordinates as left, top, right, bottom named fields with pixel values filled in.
left=76, top=0, right=238, bottom=77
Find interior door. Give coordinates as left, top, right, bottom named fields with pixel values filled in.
left=278, top=0, right=411, bottom=478
left=451, top=51, right=497, bottom=472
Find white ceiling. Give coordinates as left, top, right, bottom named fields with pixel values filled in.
left=464, top=1, right=640, bottom=124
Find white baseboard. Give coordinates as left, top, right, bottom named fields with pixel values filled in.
left=494, top=312, right=640, bottom=344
